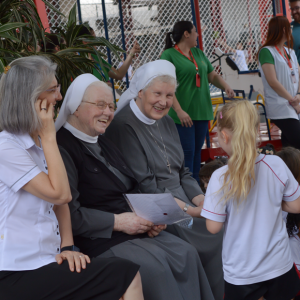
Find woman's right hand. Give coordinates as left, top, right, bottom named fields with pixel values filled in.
left=56, top=251, right=91, bottom=273
left=176, top=109, right=193, bottom=127
left=35, top=99, right=56, bottom=140
left=114, top=212, right=153, bottom=235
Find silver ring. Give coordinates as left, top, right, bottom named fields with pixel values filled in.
left=79, top=255, right=83, bottom=258
left=41, top=108, right=47, bottom=111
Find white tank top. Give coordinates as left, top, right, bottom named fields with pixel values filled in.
left=259, top=46, right=299, bottom=120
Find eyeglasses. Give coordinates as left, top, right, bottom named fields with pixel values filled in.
left=45, top=84, right=61, bottom=94
left=290, top=6, right=300, bottom=12
left=83, top=100, right=116, bottom=112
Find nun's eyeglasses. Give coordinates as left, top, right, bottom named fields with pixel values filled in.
left=83, top=100, right=116, bottom=112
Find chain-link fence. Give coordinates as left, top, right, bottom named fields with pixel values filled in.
left=45, top=0, right=277, bottom=94
left=199, top=0, right=274, bottom=94
left=46, top=0, right=77, bottom=31
left=79, top=0, right=194, bottom=90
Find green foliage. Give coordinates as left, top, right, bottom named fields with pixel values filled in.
left=0, top=1, right=124, bottom=99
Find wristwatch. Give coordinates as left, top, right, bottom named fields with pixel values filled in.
left=60, top=245, right=80, bottom=253
left=183, top=203, right=190, bottom=213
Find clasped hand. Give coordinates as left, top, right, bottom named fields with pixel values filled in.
left=289, top=94, right=300, bottom=106
left=56, top=251, right=90, bottom=273
left=114, top=212, right=166, bottom=238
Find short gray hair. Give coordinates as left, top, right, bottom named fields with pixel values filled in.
left=0, top=56, right=57, bottom=134
left=143, top=75, right=177, bottom=92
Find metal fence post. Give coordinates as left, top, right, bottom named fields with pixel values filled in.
left=272, top=0, right=276, bottom=16
left=77, top=0, right=82, bottom=24
left=118, top=0, right=130, bottom=89
left=101, top=0, right=116, bottom=100
left=189, top=0, right=199, bottom=48
left=192, top=0, right=204, bottom=51
left=282, top=0, right=287, bottom=16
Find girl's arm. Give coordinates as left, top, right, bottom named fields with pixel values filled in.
left=206, top=219, right=224, bottom=234
left=282, top=195, right=300, bottom=213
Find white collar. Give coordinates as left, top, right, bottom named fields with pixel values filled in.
left=63, top=122, right=98, bottom=143
left=13, top=132, right=36, bottom=150
left=130, top=99, right=156, bottom=125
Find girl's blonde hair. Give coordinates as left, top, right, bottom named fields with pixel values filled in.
left=217, top=100, right=259, bottom=206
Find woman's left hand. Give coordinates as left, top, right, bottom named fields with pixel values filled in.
left=225, top=86, right=235, bottom=98
left=56, top=251, right=91, bottom=273
left=147, top=225, right=167, bottom=238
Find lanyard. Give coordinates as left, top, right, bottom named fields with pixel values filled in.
left=174, top=44, right=198, bottom=72
left=275, top=46, right=293, bottom=70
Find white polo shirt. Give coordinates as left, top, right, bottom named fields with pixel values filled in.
left=201, top=154, right=300, bottom=285
left=290, top=235, right=300, bottom=271
left=0, top=131, right=61, bottom=271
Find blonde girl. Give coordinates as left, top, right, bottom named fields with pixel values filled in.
left=201, top=100, right=300, bottom=300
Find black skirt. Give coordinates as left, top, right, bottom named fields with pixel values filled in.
left=0, top=257, right=139, bottom=300
left=224, top=264, right=300, bottom=300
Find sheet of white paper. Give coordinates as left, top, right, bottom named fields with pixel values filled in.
left=124, top=193, right=192, bottom=226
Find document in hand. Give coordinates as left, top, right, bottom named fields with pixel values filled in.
left=124, top=193, right=193, bottom=228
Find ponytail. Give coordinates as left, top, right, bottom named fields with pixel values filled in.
left=165, top=32, right=173, bottom=50
left=217, top=101, right=259, bottom=206
left=164, top=20, right=194, bottom=50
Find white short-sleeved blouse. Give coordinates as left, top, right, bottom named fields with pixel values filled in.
left=0, top=131, right=61, bottom=271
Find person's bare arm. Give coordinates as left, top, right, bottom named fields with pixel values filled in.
left=206, top=219, right=224, bottom=234
left=22, top=99, right=71, bottom=205
left=174, top=198, right=202, bottom=218
left=208, top=70, right=235, bottom=98
left=282, top=195, right=300, bottom=213
left=108, top=41, right=140, bottom=80
left=172, top=95, right=193, bottom=127
left=192, top=194, right=205, bottom=207
left=218, top=39, right=236, bottom=53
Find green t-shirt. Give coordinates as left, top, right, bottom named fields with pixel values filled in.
left=259, top=48, right=291, bottom=65
left=160, top=47, right=214, bottom=123
left=92, top=54, right=111, bottom=81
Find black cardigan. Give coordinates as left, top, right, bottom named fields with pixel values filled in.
left=57, top=127, right=147, bottom=257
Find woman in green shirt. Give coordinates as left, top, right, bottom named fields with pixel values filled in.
left=161, top=21, right=234, bottom=183
left=258, top=16, right=300, bottom=149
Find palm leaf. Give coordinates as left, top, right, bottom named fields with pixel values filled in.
left=0, top=23, right=26, bottom=34
left=67, top=4, right=77, bottom=27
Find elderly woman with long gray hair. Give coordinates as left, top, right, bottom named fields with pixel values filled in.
left=0, top=56, right=144, bottom=300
